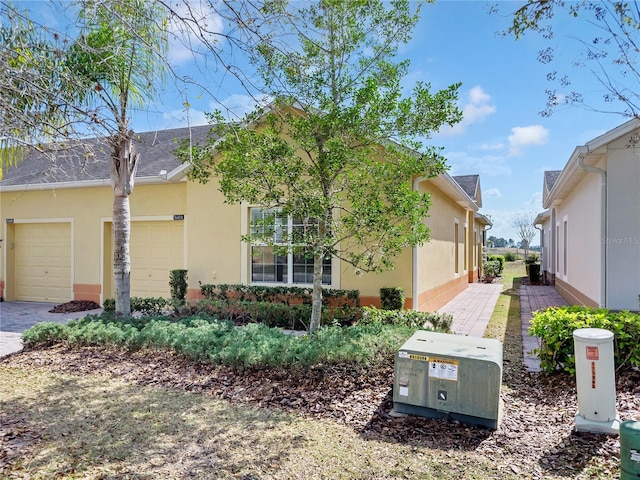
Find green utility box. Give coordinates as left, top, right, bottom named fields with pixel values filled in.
left=621, top=420, right=640, bottom=480
left=393, top=330, right=503, bottom=429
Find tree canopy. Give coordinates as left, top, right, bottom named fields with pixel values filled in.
left=179, top=0, right=462, bottom=332
left=496, top=0, right=640, bottom=118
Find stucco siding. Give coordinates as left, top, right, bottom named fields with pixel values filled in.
left=415, top=181, right=469, bottom=310
left=554, top=165, right=602, bottom=306
left=606, top=140, right=640, bottom=310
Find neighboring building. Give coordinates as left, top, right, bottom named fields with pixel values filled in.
left=536, top=118, right=640, bottom=311
left=0, top=125, right=491, bottom=311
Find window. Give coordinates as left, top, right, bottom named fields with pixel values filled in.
left=563, top=218, right=568, bottom=276
left=463, top=225, right=468, bottom=271
left=250, top=208, right=332, bottom=285
left=454, top=219, right=460, bottom=274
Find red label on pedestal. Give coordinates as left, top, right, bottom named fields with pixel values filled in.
left=586, top=346, right=599, bottom=360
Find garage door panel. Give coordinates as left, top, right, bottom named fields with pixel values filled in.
left=129, top=221, right=184, bottom=298
left=15, top=223, right=72, bottom=302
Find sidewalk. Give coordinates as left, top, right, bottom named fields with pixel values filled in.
left=439, top=283, right=504, bottom=337
left=0, top=301, right=102, bottom=356
left=520, top=284, right=568, bottom=373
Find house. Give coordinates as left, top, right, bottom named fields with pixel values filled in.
left=0, top=125, right=491, bottom=311
left=535, top=118, right=640, bottom=311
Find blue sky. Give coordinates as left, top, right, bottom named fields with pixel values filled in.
left=29, top=0, right=631, bottom=242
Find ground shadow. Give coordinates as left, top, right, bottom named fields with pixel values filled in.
left=0, top=371, right=299, bottom=479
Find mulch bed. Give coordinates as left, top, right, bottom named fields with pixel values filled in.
left=48, top=300, right=102, bottom=313
left=3, top=343, right=639, bottom=477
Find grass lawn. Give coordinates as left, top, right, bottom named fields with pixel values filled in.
left=1, top=260, right=634, bottom=479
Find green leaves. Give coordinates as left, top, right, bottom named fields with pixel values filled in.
left=529, top=306, right=640, bottom=374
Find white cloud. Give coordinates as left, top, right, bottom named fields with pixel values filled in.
left=484, top=187, right=503, bottom=198
left=167, top=0, right=224, bottom=65
left=524, top=191, right=543, bottom=210
left=508, top=125, right=550, bottom=157
left=210, top=94, right=274, bottom=121
left=445, top=151, right=511, bottom=177
left=439, top=85, right=496, bottom=136
left=480, top=143, right=505, bottom=151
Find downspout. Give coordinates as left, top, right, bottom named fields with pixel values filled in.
left=576, top=145, right=607, bottom=308
left=412, top=176, right=429, bottom=311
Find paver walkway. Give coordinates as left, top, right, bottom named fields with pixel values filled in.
left=439, top=283, right=503, bottom=337
left=0, top=301, right=102, bottom=356
left=520, top=284, right=568, bottom=373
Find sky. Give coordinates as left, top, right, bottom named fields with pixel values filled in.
left=24, top=0, right=634, bottom=243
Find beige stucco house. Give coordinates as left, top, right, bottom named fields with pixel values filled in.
left=535, top=118, right=640, bottom=311
left=0, top=125, right=491, bottom=311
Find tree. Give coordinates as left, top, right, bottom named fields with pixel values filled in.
left=180, top=0, right=462, bottom=333
left=496, top=0, right=640, bottom=118
left=2, top=0, right=285, bottom=315
left=511, top=212, right=537, bottom=259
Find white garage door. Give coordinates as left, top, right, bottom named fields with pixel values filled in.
left=130, top=221, right=184, bottom=298
left=15, top=222, right=72, bottom=302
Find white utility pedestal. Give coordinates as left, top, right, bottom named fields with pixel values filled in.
left=573, top=328, right=620, bottom=435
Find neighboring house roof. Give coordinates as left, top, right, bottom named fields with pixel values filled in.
left=0, top=125, right=214, bottom=191
left=543, top=117, right=640, bottom=209
left=544, top=170, right=561, bottom=193
left=452, top=174, right=482, bottom=208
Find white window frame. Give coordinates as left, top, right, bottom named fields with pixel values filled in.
left=244, top=206, right=336, bottom=287
left=454, top=217, right=460, bottom=275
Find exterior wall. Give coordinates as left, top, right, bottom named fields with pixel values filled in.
left=184, top=179, right=243, bottom=299
left=415, top=181, right=470, bottom=311
left=605, top=135, right=640, bottom=310
left=1, top=182, right=187, bottom=303
left=553, top=162, right=603, bottom=307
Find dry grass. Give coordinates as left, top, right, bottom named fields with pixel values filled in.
left=2, top=366, right=512, bottom=480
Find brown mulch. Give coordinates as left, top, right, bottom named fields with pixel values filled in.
left=3, top=343, right=639, bottom=477
left=48, top=300, right=102, bottom=313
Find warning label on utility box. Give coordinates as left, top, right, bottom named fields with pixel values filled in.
left=428, top=358, right=459, bottom=381
left=586, top=346, right=599, bottom=361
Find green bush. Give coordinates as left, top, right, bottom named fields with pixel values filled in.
left=487, top=255, right=505, bottom=273
left=504, top=252, right=517, bottom=262
left=102, top=297, right=170, bottom=316
left=361, top=307, right=452, bottom=332
left=529, top=306, right=640, bottom=374
left=169, top=269, right=188, bottom=306
left=380, top=287, right=405, bottom=311
left=199, top=284, right=360, bottom=308
left=525, top=253, right=540, bottom=265
left=20, top=315, right=423, bottom=368
left=483, top=260, right=501, bottom=279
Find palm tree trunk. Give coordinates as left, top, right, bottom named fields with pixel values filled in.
left=113, top=194, right=131, bottom=316
left=109, top=131, right=139, bottom=316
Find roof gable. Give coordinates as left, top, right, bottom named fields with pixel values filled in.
left=452, top=174, right=481, bottom=207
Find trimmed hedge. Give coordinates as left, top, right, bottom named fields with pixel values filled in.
left=103, top=297, right=170, bottom=316
left=487, top=255, right=505, bottom=274
left=380, top=287, right=405, bottom=311
left=529, top=306, right=640, bottom=374
left=199, top=284, right=360, bottom=308
left=361, top=307, right=452, bottom=332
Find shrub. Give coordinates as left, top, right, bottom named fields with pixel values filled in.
left=361, top=307, right=452, bottom=332
left=487, top=255, right=505, bottom=273
left=504, top=252, right=517, bottom=262
left=529, top=306, right=640, bottom=374
left=20, top=314, right=423, bottom=368
left=525, top=253, right=540, bottom=265
left=102, top=297, right=170, bottom=316
left=199, top=284, right=360, bottom=308
left=380, top=287, right=405, bottom=311
left=483, top=260, right=501, bottom=279
left=169, top=269, right=188, bottom=306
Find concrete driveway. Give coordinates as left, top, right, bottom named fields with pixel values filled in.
left=0, top=301, right=102, bottom=357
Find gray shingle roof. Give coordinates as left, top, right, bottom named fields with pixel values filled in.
left=544, top=170, right=562, bottom=192
left=452, top=174, right=479, bottom=201
left=0, top=125, right=215, bottom=187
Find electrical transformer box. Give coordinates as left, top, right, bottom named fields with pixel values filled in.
left=393, top=330, right=503, bottom=429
